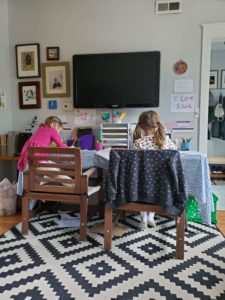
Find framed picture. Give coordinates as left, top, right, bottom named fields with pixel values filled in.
left=42, top=62, right=70, bottom=97
left=15, top=43, right=40, bottom=78
left=46, top=47, right=60, bottom=61
left=209, top=70, right=218, bottom=89
left=221, top=70, right=225, bottom=89
left=18, top=81, right=41, bottom=109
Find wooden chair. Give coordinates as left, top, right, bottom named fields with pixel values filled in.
left=104, top=203, right=186, bottom=259
left=104, top=149, right=187, bottom=260
left=22, top=147, right=100, bottom=241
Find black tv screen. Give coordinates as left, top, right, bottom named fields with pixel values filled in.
left=73, top=51, right=160, bottom=108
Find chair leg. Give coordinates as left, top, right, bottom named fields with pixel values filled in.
left=176, top=209, right=185, bottom=259
left=80, top=195, right=88, bottom=241
left=104, top=202, right=113, bottom=250
left=98, top=187, right=104, bottom=218
left=22, top=193, right=29, bottom=235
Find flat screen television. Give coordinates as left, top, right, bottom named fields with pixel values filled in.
left=73, top=51, right=160, bottom=108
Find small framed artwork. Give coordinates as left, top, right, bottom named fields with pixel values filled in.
left=209, top=70, right=218, bottom=89
left=42, top=62, right=70, bottom=97
left=18, top=81, right=41, bottom=109
left=221, top=70, right=225, bottom=89
left=48, top=100, right=58, bottom=109
left=15, top=43, right=40, bottom=78
left=46, top=47, right=60, bottom=61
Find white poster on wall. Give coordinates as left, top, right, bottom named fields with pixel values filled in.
left=74, top=109, right=97, bottom=126
left=170, top=94, right=195, bottom=112
left=174, top=79, right=193, bottom=93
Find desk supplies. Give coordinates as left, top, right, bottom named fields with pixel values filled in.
left=180, top=137, right=191, bottom=151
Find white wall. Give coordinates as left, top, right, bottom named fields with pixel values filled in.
left=5, top=0, right=225, bottom=151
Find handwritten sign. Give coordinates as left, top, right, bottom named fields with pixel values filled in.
left=170, top=94, right=195, bottom=112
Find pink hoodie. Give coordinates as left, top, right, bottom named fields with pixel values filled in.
left=17, top=125, right=67, bottom=171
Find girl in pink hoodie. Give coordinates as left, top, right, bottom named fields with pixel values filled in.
left=17, top=116, right=70, bottom=209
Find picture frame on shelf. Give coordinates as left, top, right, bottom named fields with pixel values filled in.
left=15, top=43, right=40, bottom=78
left=46, top=46, right=60, bottom=61
left=18, top=81, right=41, bottom=109
left=209, top=70, right=218, bottom=89
left=42, top=62, right=70, bottom=97
left=221, top=70, right=225, bottom=89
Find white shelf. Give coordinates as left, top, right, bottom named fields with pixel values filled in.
left=102, top=132, right=127, bottom=136
left=102, top=127, right=128, bottom=130
left=101, top=123, right=129, bottom=149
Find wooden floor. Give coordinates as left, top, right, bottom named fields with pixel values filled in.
left=217, top=211, right=225, bottom=236
left=0, top=210, right=225, bottom=236
left=0, top=212, right=21, bottom=234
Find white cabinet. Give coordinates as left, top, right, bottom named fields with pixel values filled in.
left=101, top=123, right=129, bottom=149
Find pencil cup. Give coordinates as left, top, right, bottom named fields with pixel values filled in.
left=181, top=142, right=190, bottom=151
left=96, top=142, right=104, bottom=151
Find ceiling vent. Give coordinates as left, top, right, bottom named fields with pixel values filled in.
left=155, top=0, right=182, bottom=14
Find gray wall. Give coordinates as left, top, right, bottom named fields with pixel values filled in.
left=0, top=0, right=12, bottom=132
left=2, top=0, right=225, bottom=150
left=0, top=0, right=14, bottom=181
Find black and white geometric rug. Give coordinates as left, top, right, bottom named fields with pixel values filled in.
left=0, top=212, right=224, bottom=300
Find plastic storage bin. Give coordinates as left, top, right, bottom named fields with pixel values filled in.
left=186, top=193, right=218, bottom=224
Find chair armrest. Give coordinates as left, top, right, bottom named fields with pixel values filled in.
left=82, top=167, right=98, bottom=178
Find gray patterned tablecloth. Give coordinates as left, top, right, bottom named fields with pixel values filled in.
left=180, top=151, right=213, bottom=225
left=94, top=149, right=213, bottom=225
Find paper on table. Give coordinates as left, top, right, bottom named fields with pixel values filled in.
left=96, top=148, right=111, bottom=160
left=58, top=214, right=80, bottom=228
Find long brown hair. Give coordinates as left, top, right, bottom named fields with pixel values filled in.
left=133, top=110, right=166, bottom=149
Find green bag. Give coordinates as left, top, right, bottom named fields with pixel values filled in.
left=186, top=193, right=218, bottom=224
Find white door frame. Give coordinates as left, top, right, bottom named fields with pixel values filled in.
left=199, top=22, right=225, bottom=154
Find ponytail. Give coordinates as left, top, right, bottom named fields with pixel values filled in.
left=133, top=124, right=142, bottom=141
left=154, top=122, right=166, bottom=149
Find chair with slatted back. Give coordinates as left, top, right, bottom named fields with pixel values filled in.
left=21, top=147, right=101, bottom=241
left=104, top=149, right=187, bottom=259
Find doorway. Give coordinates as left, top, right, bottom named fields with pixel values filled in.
left=199, top=22, right=225, bottom=154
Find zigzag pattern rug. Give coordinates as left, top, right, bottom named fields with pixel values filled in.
left=0, top=212, right=225, bottom=300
